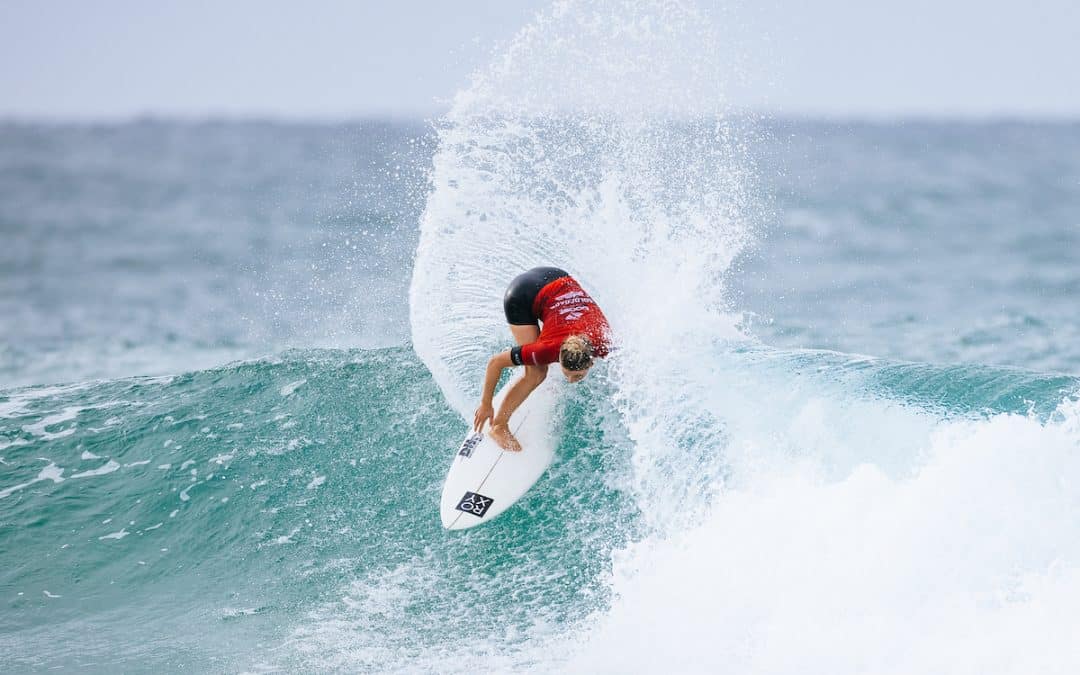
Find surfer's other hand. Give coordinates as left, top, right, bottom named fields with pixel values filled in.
left=474, top=402, right=494, bottom=431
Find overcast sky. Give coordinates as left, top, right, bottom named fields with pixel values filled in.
left=2, top=0, right=1077, bottom=120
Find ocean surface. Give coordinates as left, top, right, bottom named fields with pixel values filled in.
left=3, top=2, right=1080, bottom=673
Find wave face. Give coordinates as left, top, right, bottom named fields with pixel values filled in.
left=0, top=349, right=637, bottom=671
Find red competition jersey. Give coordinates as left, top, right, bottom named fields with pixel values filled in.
left=517, top=276, right=611, bottom=366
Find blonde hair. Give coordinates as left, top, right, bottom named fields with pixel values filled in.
left=559, top=335, right=594, bottom=371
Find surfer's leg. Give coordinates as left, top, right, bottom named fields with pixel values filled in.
left=508, top=324, right=546, bottom=401
left=508, top=313, right=544, bottom=385
left=490, top=323, right=545, bottom=451
left=490, top=362, right=548, bottom=452
left=510, top=324, right=540, bottom=345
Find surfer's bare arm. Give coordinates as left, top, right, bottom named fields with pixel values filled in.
left=474, top=351, right=513, bottom=431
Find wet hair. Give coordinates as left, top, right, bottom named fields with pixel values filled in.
left=559, top=335, right=594, bottom=371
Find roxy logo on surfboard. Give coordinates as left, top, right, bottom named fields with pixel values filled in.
left=455, top=491, right=494, bottom=517
left=457, top=433, right=483, bottom=458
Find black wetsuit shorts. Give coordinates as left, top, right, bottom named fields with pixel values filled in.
left=503, top=266, right=569, bottom=325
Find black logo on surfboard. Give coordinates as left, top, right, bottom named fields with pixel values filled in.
left=456, top=491, right=494, bottom=518
left=458, top=433, right=483, bottom=458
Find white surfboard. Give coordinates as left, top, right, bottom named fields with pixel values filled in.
left=440, top=377, right=557, bottom=530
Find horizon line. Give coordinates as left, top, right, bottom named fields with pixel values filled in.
left=2, top=109, right=1079, bottom=126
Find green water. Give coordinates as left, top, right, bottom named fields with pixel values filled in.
left=0, top=348, right=638, bottom=671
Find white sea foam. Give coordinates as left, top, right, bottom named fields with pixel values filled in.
left=280, top=379, right=306, bottom=397
left=0, top=439, right=28, bottom=452
left=0, top=382, right=93, bottom=419
left=0, top=461, right=65, bottom=499
left=69, top=460, right=120, bottom=479
left=21, top=406, right=82, bottom=440
left=569, top=398, right=1080, bottom=674
left=179, top=483, right=198, bottom=502
left=272, top=526, right=302, bottom=546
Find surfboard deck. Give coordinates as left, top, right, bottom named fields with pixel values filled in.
left=440, top=377, right=556, bottom=530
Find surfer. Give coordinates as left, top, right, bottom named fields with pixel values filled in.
left=473, top=266, right=611, bottom=451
